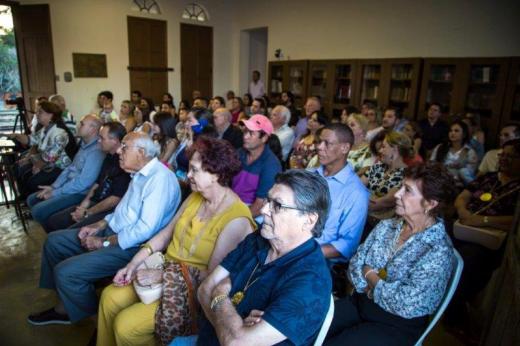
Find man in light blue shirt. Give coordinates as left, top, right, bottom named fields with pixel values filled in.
left=27, top=114, right=106, bottom=229
left=28, top=132, right=181, bottom=325
left=312, top=123, right=369, bottom=261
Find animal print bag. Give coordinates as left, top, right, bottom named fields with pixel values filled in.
left=154, top=261, right=202, bottom=346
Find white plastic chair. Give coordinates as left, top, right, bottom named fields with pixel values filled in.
left=414, top=248, right=464, bottom=346
left=314, top=294, right=335, bottom=346
left=169, top=294, right=336, bottom=346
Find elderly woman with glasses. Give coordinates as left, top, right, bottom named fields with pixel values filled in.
left=325, top=162, right=457, bottom=346
left=196, top=169, right=333, bottom=346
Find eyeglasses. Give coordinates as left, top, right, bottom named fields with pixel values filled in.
left=120, top=143, right=143, bottom=152
left=265, top=197, right=302, bottom=213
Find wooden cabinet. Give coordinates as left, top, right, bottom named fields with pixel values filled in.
left=268, top=60, right=308, bottom=108
left=330, top=60, right=359, bottom=116
left=500, top=58, right=520, bottom=126
left=356, top=59, right=386, bottom=108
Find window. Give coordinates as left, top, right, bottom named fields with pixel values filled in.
left=132, top=0, right=161, bottom=15
left=182, top=3, right=209, bottom=22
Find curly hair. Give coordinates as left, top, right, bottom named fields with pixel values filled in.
left=404, top=162, right=457, bottom=217
left=186, top=137, right=242, bottom=187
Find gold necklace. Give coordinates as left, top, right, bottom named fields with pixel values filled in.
left=231, top=261, right=262, bottom=306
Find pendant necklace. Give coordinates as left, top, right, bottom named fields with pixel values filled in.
left=231, top=261, right=262, bottom=306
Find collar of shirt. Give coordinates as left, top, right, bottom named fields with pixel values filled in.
left=217, top=123, right=231, bottom=138
left=315, top=163, right=354, bottom=185
left=391, top=217, right=449, bottom=247
left=254, top=235, right=317, bottom=268
left=135, top=157, right=159, bottom=178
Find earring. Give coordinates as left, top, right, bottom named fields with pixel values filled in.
left=424, top=209, right=429, bottom=215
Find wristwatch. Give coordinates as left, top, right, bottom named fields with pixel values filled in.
left=102, top=237, right=111, bottom=248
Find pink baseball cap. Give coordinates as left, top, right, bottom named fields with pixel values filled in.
left=240, top=114, right=274, bottom=135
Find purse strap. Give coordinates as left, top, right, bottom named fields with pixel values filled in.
left=178, top=262, right=199, bottom=334
left=474, top=185, right=520, bottom=215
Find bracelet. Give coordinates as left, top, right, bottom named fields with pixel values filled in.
left=364, top=269, right=377, bottom=280
left=210, top=294, right=228, bottom=311
left=140, top=243, right=153, bottom=256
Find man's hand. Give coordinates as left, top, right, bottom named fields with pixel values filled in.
left=136, top=269, right=163, bottom=286
left=78, top=223, right=102, bottom=241
left=244, top=310, right=264, bottom=327
left=36, top=185, right=53, bottom=200
left=212, top=277, right=232, bottom=298
left=83, top=236, right=104, bottom=251
left=71, top=206, right=87, bottom=222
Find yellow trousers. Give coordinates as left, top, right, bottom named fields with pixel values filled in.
left=97, top=284, right=159, bottom=346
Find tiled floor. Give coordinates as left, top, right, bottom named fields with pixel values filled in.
left=0, top=206, right=465, bottom=346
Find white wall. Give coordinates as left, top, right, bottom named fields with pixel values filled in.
left=19, top=0, right=234, bottom=117
left=228, top=0, right=520, bottom=91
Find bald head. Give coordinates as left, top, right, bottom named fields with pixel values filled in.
left=213, top=107, right=232, bottom=132
left=78, top=114, right=102, bottom=141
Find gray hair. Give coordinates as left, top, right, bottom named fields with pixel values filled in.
left=275, top=105, right=291, bottom=126
left=133, top=133, right=161, bottom=158
left=215, top=108, right=232, bottom=121
left=275, top=169, right=331, bottom=237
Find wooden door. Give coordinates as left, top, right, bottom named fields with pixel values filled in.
left=11, top=3, right=56, bottom=121
left=180, top=23, right=212, bottom=100
left=127, top=16, right=169, bottom=104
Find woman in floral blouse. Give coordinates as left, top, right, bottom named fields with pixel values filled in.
left=346, top=113, right=374, bottom=175
left=361, top=131, right=411, bottom=222
left=13, top=101, right=75, bottom=197
left=325, top=162, right=457, bottom=346
left=289, top=111, right=328, bottom=169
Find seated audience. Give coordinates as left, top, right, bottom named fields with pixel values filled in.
left=192, top=90, right=202, bottom=100
left=365, top=105, right=383, bottom=141
left=270, top=105, right=295, bottom=161
left=225, top=90, right=235, bottom=109
left=175, top=107, right=189, bottom=141
left=27, top=114, right=105, bottom=228
left=160, top=101, right=176, bottom=117
left=325, top=162, right=457, bottom=346
left=430, top=120, right=478, bottom=190
left=133, top=106, right=152, bottom=134
left=242, top=93, right=253, bottom=116
left=340, top=105, right=360, bottom=125
left=197, top=169, right=332, bottom=346
left=46, top=122, right=130, bottom=232
left=281, top=91, right=300, bottom=127
left=289, top=111, right=327, bottom=169
left=179, top=99, right=191, bottom=110
left=250, top=97, right=267, bottom=116
left=11, top=101, right=77, bottom=198
left=97, top=137, right=254, bottom=346
left=27, top=132, right=181, bottom=325
left=230, top=96, right=246, bottom=124
left=293, top=96, right=321, bottom=147
left=213, top=107, right=243, bottom=150
left=419, top=102, right=449, bottom=156
left=232, top=115, right=282, bottom=218
left=362, top=131, right=411, bottom=222
left=267, top=134, right=284, bottom=167
left=313, top=124, right=369, bottom=260
left=446, top=138, right=520, bottom=328
left=140, top=97, right=157, bottom=123
left=211, top=96, right=226, bottom=112
left=98, top=91, right=118, bottom=123
left=382, top=107, right=408, bottom=133
left=478, top=123, right=519, bottom=176
left=462, top=112, right=485, bottom=160
left=131, top=90, right=142, bottom=107
left=49, top=94, right=76, bottom=134
left=193, top=96, right=209, bottom=110
left=162, top=92, right=174, bottom=104
left=118, top=100, right=136, bottom=133
left=402, top=120, right=424, bottom=160
left=346, top=113, right=375, bottom=174
left=152, top=112, right=179, bottom=166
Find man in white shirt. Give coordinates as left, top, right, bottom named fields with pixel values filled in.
left=248, top=70, right=265, bottom=99
left=270, top=105, right=295, bottom=161
left=478, top=123, right=520, bottom=176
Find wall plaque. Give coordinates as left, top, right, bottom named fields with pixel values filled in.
left=73, top=53, right=107, bottom=78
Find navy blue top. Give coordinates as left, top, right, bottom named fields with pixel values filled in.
left=197, top=232, right=332, bottom=346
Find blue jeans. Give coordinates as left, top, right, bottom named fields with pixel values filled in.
left=27, top=192, right=85, bottom=230
left=39, top=227, right=139, bottom=322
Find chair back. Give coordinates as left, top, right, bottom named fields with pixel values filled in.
left=414, top=248, right=464, bottom=346
left=314, top=294, right=335, bottom=346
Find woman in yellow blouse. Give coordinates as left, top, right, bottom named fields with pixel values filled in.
left=97, top=137, right=255, bottom=346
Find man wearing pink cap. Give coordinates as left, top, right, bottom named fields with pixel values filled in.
left=232, top=114, right=282, bottom=217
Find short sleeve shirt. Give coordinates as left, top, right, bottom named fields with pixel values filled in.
left=197, top=233, right=332, bottom=346
left=91, top=153, right=131, bottom=203
left=232, top=146, right=282, bottom=204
